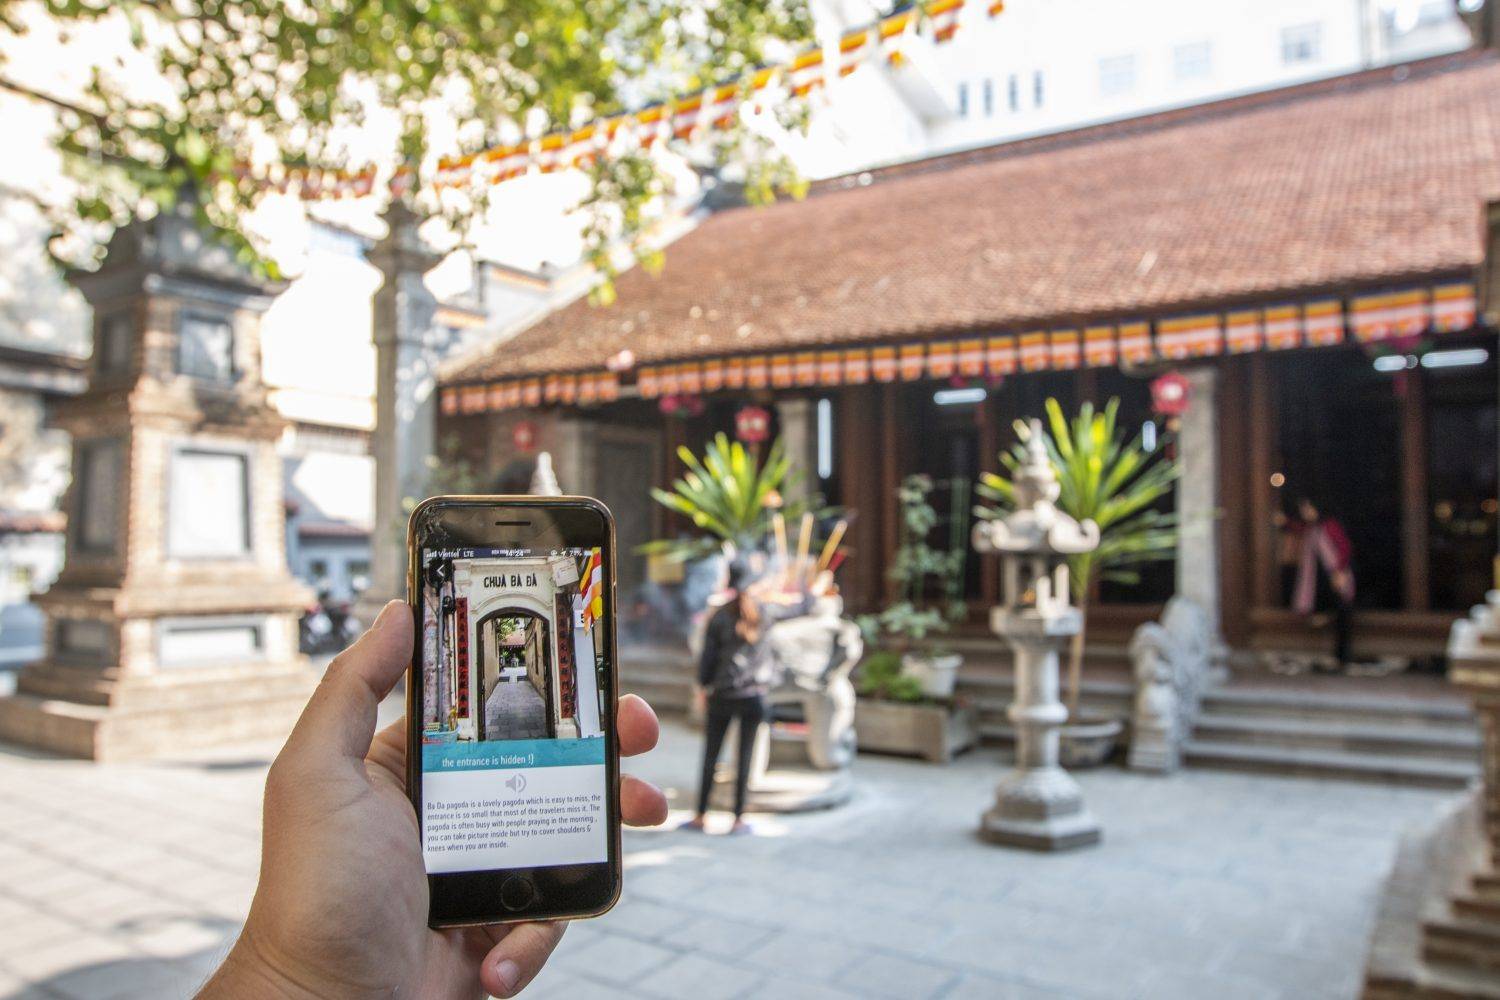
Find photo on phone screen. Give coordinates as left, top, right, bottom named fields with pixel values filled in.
left=417, top=545, right=609, bottom=876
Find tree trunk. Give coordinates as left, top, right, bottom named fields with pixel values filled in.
left=1065, top=602, right=1088, bottom=721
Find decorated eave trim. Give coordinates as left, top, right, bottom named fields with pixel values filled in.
left=440, top=280, right=1479, bottom=416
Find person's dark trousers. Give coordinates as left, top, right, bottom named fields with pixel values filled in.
left=696, top=694, right=769, bottom=818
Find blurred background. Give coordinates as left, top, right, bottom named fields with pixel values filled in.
left=0, top=0, right=1499, bottom=997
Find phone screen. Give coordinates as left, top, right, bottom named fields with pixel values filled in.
left=416, top=544, right=610, bottom=876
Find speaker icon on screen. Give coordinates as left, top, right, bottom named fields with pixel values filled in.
left=505, top=773, right=527, bottom=793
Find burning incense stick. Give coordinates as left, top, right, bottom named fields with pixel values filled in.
left=813, top=519, right=848, bottom=580
left=772, top=512, right=788, bottom=571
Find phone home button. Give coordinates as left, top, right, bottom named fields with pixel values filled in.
left=500, top=876, right=536, bottom=912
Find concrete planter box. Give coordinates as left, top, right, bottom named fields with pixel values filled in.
left=855, top=698, right=977, bottom=763
left=1059, top=716, right=1125, bottom=769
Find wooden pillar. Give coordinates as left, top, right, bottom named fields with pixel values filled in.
left=978, top=389, right=1000, bottom=607
left=1400, top=372, right=1431, bottom=610
left=838, top=386, right=882, bottom=613
left=1217, top=359, right=1252, bottom=646
left=1248, top=354, right=1280, bottom=608
left=880, top=383, right=902, bottom=606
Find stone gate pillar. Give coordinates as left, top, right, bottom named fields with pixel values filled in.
left=0, top=198, right=315, bottom=760
left=358, top=202, right=442, bottom=625
left=1175, top=366, right=1223, bottom=647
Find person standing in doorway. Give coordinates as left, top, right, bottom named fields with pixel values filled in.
left=1289, top=497, right=1357, bottom=670
left=682, top=558, right=819, bottom=835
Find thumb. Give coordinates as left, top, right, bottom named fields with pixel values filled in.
left=284, top=600, right=413, bottom=762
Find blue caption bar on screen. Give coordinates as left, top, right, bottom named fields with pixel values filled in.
left=423, top=737, right=606, bottom=772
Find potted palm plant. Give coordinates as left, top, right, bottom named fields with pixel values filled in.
left=641, top=432, right=818, bottom=563
left=977, top=397, right=1179, bottom=767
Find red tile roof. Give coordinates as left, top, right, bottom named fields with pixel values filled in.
left=444, top=51, right=1500, bottom=385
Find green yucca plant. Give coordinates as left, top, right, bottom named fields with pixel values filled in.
left=641, top=433, right=818, bottom=562
left=977, top=397, right=1180, bottom=718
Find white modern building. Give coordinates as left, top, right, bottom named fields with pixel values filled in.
left=790, top=0, right=1471, bottom=177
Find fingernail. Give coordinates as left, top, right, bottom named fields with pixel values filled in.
left=495, top=958, right=521, bottom=996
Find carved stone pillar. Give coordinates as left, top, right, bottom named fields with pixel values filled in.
left=358, top=202, right=441, bottom=625
left=0, top=199, right=315, bottom=760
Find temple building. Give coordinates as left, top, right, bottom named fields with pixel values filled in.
left=437, top=50, right=1500, bottom=669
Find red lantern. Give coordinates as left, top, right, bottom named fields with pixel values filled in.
left=1150, top=372, right=1191, bottom=417
left=735, top=405, right=771, bottom=444
left=512, top=420, right=538, bottom=453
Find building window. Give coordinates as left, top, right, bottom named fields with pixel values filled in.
left=982, top=78, right=994, bottom=117
left=1007, top=74, right=1019, bottom=111
left=1098, top=54, right=1136, bottom=97
left=1033, top=70, right=1045, bottom=108
left=97, top=312, right=132, bottom=374
left=1281, top=22, right=1322, bottom=65
left=1173, top=41, right=1213, bottom=81
left=956, top=81, right=969, bottom=117
left=75, top=439, right=123, bottom=554
left=178, top=312, right=235, bottom=381
left=168, top=447, right=251, bottom=558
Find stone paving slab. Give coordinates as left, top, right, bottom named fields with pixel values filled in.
left=0, top=698, right=1463, bottom=1000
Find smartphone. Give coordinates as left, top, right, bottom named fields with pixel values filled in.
left=406, top=495, right=621, bottom=927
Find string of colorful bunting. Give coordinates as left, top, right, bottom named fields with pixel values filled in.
left=266, top=0, right=983, bottom=203
left=439, top=280, right=1478, bottom=417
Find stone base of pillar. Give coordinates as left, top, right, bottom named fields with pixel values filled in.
left=711, top=765, right=855, bottom=814
left=979, top=766, right=1102, bottom=851
left=0, top=660, right=316, bottom=762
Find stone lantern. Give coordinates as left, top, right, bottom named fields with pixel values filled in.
left=972, top=422, right=1103, bottom=850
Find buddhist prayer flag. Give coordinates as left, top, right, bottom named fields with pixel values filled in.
left=746, top=356, right=770, bottom=388
left=597, top=372, right=619, bottom=402
left=1225, top=310, right=1262, bottom=353
left=560, top=374, right=579, bottom=403
left=819, top=351, right=843, bottom=386
left=794, top=352, right=819, bottom=386
left=1117, top=321, right=1152, bottom=363
left=678, top=362, right=702, bottom=394
left=899, top=344, right=925, bottom=380
left=1019, top=331, right=1048, bottom=371
left=1432, top=282, right=1477, bottom=333
left=1263, top=306, right=1300, bottom=349
left=771, top=354, right=795, bottom=388
left=1303, top=300, right=1344, bottom=346
left=658, top=365, right=682, bottom=395
left=635, top=369, right=659, bottom=398
left=543, top=375, right=561, bottom=402
left=844, top=348, right=872, bottom=384
left=724, top=357, right=746, bottom=389
left=577, top=374, right=597, bottom=404
left=461, top=386, right=484, bottom=413
left=1049, top=329, right=1081, bottom=369
left=702, top=359, right=725, bottom=392
left=485, top=384, right=504, bottom=410
left=986, top=335, right=1017, bottom=375
left=441, top=389, right=458, bottom=415
left=1351, top=288, right=1430, bottom=342
left=957, top=339, right=985, bottom=376
left=1157, top=314, right=1221, bottom=358
left=927, top=340, right=957, bottom=378
left=871, top=346, right=898, bottom=382
left=1083, top=326, right=1116, bottom=367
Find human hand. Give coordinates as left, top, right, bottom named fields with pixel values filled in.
left=199, top=600, right=668, bottom=1000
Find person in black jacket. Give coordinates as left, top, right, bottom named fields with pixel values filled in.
left=681, top=558, right=818, bottom=835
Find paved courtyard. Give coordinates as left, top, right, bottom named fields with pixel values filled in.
left=0, top=695, right=1463, bottom=1000
left=485, top=676, right=550, bottom=740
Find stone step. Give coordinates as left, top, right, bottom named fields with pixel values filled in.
left=619, top=664, right=694, bottom=714
left=1474, top=874, right=1500, bottom=904
left=1191, top=712, right=1482, bottom=762
left=1453, top=894, right=1500, bottom=925
left=1201, top=686, right=1475, bottom=730
left=1423, top=917, right=1500, bottom=973
left=1182, top=738, right=1479, bottom=789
